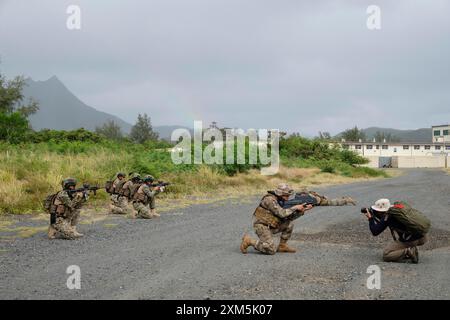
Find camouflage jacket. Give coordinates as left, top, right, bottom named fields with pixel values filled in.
left=113, top=178, right=126, bottom=195
left=53, top=190, right=85, bottom=218
left=133, top=184, right=159, bottom=204
left=307, top=191, right=355, bottom=206
left=253, top=193, right=296, bottom=228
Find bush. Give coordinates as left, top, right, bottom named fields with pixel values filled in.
left=0, top=112, right=30, bottom=143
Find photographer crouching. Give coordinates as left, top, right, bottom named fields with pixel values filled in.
left=362, top=199, right=431, bottom=264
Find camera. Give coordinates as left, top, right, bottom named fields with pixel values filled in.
left=360, top=207, right=374, bottom=214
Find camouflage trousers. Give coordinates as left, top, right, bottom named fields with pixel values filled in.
left=253, top=221, right=294, bottom=255
left=110, top=195, right=130, bottom=215
left=51, top=210, right=80, bottom=240
left=383, top=235, right=427, bottom=262
left=132, top=201, right=157, bottom=219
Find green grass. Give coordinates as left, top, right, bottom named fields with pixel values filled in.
left=0, top=140, right=387, bottom=214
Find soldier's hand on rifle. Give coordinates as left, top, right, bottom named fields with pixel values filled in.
left=293, top=203, right=313, bottom=212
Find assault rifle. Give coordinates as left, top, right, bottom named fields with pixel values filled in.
left=150, top=181, right=171, bottom=188
left=280, top=192, right=319, bottom=221
left=281, top=192, right=319, bottom=209
left=68, top=183, right=100, bottom=198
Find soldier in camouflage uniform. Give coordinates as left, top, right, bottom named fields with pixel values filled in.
left=47, top=178, right=87, bottom=240
left=132, top=175, right=163, bottom=219
left=240, top=183, right=356, bottom=255
left=109, top=172, right=128, bottom=215
left=121, top=173, right=142, bottom=218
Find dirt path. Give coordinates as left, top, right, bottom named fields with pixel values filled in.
left=1, top=169, right=449, bottom=299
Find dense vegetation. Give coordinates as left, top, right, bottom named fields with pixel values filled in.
left=0, top=70, right=386, bottom=214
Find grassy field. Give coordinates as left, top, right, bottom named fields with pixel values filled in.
left=0, top=141, right=389, bottom=215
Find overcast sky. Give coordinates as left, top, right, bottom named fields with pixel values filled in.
left=1, top=0, right=449, bottom=135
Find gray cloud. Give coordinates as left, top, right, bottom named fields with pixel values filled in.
left=1, top=0, right=449, bottom=135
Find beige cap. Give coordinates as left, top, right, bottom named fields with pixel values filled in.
left=274, top=183, right=294, bottom=196
left=371, top=199, right=392, bottom=212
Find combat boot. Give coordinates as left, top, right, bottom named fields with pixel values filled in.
left=408, top=247, right=419, bottom=264
left=277, top=239, right=296, bottom=253
left=240, top=234, right=256, bottom=254
left=150, top=209, right=160, bottom=218
left=47, top=225, right=57, bottom=239
left=70, top=226, right=84, bottom=238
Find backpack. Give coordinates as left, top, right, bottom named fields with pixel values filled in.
left=388, top=201, right=431, bottom=236
left=105, top=180, right=114, bottom=194
left=43, top=193, right=58, bottom=214
left=128, top=183, right=142, bottom=200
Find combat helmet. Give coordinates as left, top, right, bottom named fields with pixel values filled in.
left=116, top=172, right=126, bottom=178
left=143, top=175, right=155, bottom=183
left=130, top=173, right=141, bottom=181
left=62, top=178, right=77, bottom=190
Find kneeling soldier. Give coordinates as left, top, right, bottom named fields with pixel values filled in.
left=109, top=172, right=128, bottom=214
left=240, top=183, right=356, bottom=255
left=132, top=175, right=162, bottom=219
left=47, top=178, right=87, bottom=240
left=122, top=173, right=141, bottom=217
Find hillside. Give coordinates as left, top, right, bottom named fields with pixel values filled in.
left=24, top=76, right=133, bottom=133
left=22, top=76, right=191, bottom=139
left=361, top=127, right=432, bottom=143
left=336, top=127, right=432, bottom=143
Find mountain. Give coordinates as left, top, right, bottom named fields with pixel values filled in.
left=336, top=127, right=432, bottom=143
left=361, top=127, right=432, bottom=143
left=23, top=76, right=133, bottom=133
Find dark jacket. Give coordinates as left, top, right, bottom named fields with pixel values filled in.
left=369, top=213, right=423, bottom=242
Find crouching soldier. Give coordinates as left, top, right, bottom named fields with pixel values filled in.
left=132, top=175, right=163, bottom=219
left=121, top=173, right=142, bottom=218
left=240, top=183, right=356, bottom=255
left=362, top=199, right=430, bottom=263
left=109, top=172, right=128, bottom=215
left=47, top=178, right=87, bottom=240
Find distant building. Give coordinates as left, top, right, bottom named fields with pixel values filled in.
left=339, top=125, right=449, bottom=168
left=432, top=124, right=450, bottom=143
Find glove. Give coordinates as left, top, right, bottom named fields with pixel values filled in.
left=343, top=196, right=356, bottom=206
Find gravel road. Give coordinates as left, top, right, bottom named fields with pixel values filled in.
left=1, top=169, right=449, bottom=300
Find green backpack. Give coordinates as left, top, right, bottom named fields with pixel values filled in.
left=388, top=201, right=431, bottom=235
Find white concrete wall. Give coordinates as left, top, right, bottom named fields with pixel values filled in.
left=392, top=156, right=447, bottom=168
left=363, top=156, right=380, bottom=168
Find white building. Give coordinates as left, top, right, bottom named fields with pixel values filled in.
left=340, top=125, right=450, bottom=168
left=432, top=124, right=450, bottom=143
left=342, top=142, right=450, bottom=157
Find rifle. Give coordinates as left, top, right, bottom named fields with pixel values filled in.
left=68, top=183, right=100, bottom=198
left=281, top=192, right=319, bottom=209
left=280, top=192, right=319, bottom=221
left=150, top=181, right=171, bottom=188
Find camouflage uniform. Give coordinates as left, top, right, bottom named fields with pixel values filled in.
left=241, top=183, right=356, bottom=255
left=132, top=183, right=159, bottom=219
left=51, top=191, right=86, bottom=240
left=122, top=178, right=141, bottom=217
left=253, top=194, right=296, bottom=254
left=110, top=177, right=128, bottom=215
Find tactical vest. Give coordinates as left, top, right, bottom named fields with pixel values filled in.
left=133, top=184, right=148, bottom=203
left=121, top=181, right=131, bottom=198
left=53, top=191, right=69, bottom=217
left=253, top=194, right=282, bottom=228
left=113, top=178, right=126, bottom=194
